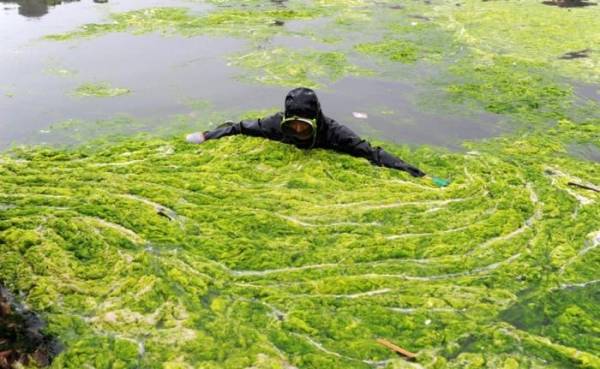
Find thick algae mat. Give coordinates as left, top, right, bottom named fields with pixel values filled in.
left=1, top=122, right=599, bottom=368
left=2, top=0, right=600, bottom=368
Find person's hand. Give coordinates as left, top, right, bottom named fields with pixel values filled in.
left=393, top=162, right=425, bottom=177
left=186, top=132, right=206, bottom=144
left=400, top=164, right=426, bottom=177
left=408, top=167, right=426, bottom=178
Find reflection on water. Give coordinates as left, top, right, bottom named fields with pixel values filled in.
left=569, top=143, right=600, bottom=162
left=0, top=0, right=108, bottom=18
left=574, top=82, right=600, bottom=102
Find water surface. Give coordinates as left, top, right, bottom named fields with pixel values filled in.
left=2, top=0, right=506, bottom=150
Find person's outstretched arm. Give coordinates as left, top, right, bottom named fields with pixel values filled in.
left=186, top=113, right=284, bottom=144
left=323, top=120, right=426, bottom=177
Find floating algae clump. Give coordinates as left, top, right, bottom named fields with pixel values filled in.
left=433, top=0, right=600, bottom=83
left=354, top=22, right=453, bottom=64
left=229, top=48, right=371, bottom=88
left=44, top=7, right=322, bottom=41
left=0, top=114, right=599, bottom=368
left=445, top=56, right=572, bottom=120
left=73, top=82, right=131, bottom=98
left=355, top=39, right=420, bottom=63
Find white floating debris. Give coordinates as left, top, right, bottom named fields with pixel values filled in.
left=425, top=319, right=432, bottom=325
left=186, top=132, right=205, bottom=144
left=352, top=112, right=368, bottom=119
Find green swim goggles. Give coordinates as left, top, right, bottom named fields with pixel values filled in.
left=280, top=116, right=318, bottom=146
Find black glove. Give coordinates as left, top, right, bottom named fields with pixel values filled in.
left=395, top=162, right=426, bottom=177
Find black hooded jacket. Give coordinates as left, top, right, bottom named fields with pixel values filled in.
left=203, top=88, right=425, bottom=177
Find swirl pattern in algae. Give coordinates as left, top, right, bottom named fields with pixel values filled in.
left=1, top=117, right=599, bottom=368
left=2, top=0, right=600, bottom=368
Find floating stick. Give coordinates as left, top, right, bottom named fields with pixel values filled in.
left=376, top=338, right=417, bottom=361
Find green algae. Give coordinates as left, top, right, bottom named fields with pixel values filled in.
left=45, top=66, right=77, bottom=77
left=3, top=0, right=600, bottom=368
left=73, top=82, right=131, bottom=98
left=501, top=284, right=600, bottom=355
left=42, top=0, right=387, bottom=44
left=229, top=48, right=371, bottom=88
left=433, top=0, right=600, bottom=83
left=44, top=7, right=321, bottom=41
left=1, top=113, right=599, bottom=368
left=444, top=56, right=573, bottom=121
left=355, top=39, right=420, bottom=63
left=27, top=106, right=279, bottom=149
left=183, top=98, right=212, bottom=111
left=1, top=85, right=16, bottom=98
left=333, top=8, right=373, bottom=26
left=354, top=17, right=455, bottom=65
left=238, top=108, right=280, bottom=121
left=35, top=116, right=145, bottom=146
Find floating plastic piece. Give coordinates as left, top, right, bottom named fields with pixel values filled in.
left=432, top=176, right=451, bottom=187
left=352, top=112, right=368, bottom=119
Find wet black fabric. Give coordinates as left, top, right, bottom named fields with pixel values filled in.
left=203, top=87, right=426, bottom=177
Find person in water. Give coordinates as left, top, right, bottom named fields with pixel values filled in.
left=186, top=87, right=426, bottom=178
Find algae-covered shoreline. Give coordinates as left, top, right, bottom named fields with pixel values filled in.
left=1, top=0, right=600, bottom=368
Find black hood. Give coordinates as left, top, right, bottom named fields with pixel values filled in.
left=282, top=87, right=328, bottom=148
left=284, top=87, right=322, bottom=121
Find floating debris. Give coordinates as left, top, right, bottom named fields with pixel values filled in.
left=542, top=0, right=597, bottom=6
left=409, top=14, right=431, bottom=21
left=559, top=49, right=591, bottom=60
left=376, top=338, right=417, bottom=361
left=352, top=111, right=368, bottom=119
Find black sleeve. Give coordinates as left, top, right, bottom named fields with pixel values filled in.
left=323, top=121, right=426, bottom=177
left=203, top=113, right=285, bottom=141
